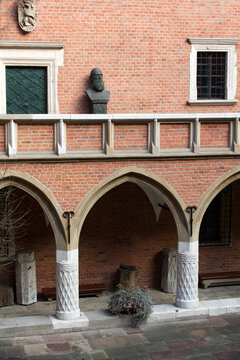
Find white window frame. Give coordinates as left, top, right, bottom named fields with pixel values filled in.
left=0, top=41, right=64, bottom=114
left=188, top=38, right=239, bottom=106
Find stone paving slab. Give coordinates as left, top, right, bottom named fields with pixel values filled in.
left=0, top=315, right=239, bottom=358
left=68, top=339, right=92, bottom=352
left=0, top=297, right=240, bottom=358
left=60, top=332, right=85, bottom=342
left=13, top=336, right=44, bottom=346
left=47, top=342, right=72, bottom=355
left=24, top=344, right=50, bottom=356
left=89, top=333, right=148, bottom=350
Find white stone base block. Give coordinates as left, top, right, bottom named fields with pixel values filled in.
left=55, top=309, right=80, bottom=320
left=175, top=297, right=199, bottom=309
left=50, top=312, right=89, bottom=329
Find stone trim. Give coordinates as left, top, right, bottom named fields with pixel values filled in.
left=0, top=43, right=64, bottom=114
left=0, top=113, right=239, bottom=159
left=188, top=40, right=238, bottom=105
left=188, top=100, right=238, bottom=106
left=0, top=170, right=66, bottom=250
left=0, top=41, right=65, bottom=49
left=0, top=113, right=240, bottom=121
left=188, top=38, right=239, bottom=45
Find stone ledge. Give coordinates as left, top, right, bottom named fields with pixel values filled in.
left=0, top=41, right=65, bottom=49
left=187, top=38, right=239, bottom=45
left=188, top=100, right=238, bottom=106
left=0, top=298, right=240, bottom=336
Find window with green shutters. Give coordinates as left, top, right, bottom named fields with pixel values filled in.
left=6, top=66, right=48, bottom=114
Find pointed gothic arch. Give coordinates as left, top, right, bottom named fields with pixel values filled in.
left=194, top=165, right=240, bottom=236
left=0, top=170, right=66, bottom=250
left=73, top=167, right=189, bottom=249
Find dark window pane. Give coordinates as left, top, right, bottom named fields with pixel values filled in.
left=6, top=66, right=47, bottom=114
left=197, top=52, right=226, bottom=100
left=199, top=184, right=232, bottom=247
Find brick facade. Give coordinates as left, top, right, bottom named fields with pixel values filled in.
left=1, top=1, right=240, bottom=114
left=160, top=124, right=190, bottom=149
left=66, top=125, right=102, bottom=152
left=0, top=1, right=240, bottom=298
left=200, top=123, right=230, bottom=148
left=18, top=125, right=54, bottom=152
left=114, top=124, right=148, bottom=151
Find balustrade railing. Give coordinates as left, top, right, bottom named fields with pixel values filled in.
left=0, top=113, right=239, bottom=160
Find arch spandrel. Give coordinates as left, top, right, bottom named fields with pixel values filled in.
left=194, top=165, right=240, bottom=236
left=0, top=170, right=66, bottom=250
left=73, top=167, right=189, bottom=249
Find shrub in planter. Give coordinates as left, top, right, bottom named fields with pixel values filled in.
left=107, top=284, right=153, bottom=327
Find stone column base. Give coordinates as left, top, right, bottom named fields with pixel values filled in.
left=56, top=309, right=80, bottom=320
left=175, top=297, right=199, bottom=309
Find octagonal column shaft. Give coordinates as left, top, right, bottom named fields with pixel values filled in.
left=176, top=241, right=199, bottom=309
left=56, top=250, right=80, bottom=320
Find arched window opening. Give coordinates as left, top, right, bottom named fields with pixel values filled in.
left=199, top=184, right=232, bottom=247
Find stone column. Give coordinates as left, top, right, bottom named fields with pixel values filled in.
left=56, top=250, right=80, bottom=320
left=176, top=244, right=199, bottom=308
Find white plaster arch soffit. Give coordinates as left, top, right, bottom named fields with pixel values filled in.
left=74, top=167, right=189, bottom=247
left=0, top=170, right=66, bottom=249
left=195, top=165, right=240, bottom=235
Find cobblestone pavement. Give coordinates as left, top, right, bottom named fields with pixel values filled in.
left=0, top=314, right=240, bottom=359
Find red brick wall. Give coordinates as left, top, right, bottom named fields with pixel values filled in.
left=79, top=182, right=178, bottom=290
left=200, top=123, right=230, bottom=148
left=66, top=125, right=102, bottom=151
left=114, top=124, right=148, bottom=151
left=160, top=124, right=190, bottom=149
left=1, top=1, right=240, bottom=114
left=18, top=125, right=54, bottom=152
left=0, top=0, right=240, bottom=295
left=0, top=158, right=240, bottom=210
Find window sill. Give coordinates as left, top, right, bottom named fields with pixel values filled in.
left=188, top=99, right=238, bottom=106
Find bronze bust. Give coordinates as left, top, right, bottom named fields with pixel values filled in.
left=86, top=68, right=110, bottom=114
